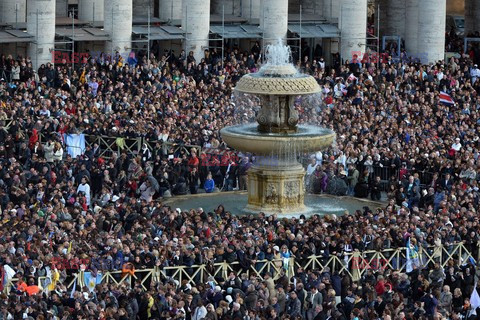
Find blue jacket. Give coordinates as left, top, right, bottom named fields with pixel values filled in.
left=204, top=179, right=215, bottom=193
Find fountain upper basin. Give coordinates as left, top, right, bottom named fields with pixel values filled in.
left=220, top=123, right=336, bottom=155
left=235, top=73, right=321, bottom=95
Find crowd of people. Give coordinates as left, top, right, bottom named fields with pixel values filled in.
left=0, top=35, right=480, bottom=319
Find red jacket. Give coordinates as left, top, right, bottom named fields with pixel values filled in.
left=375, top=280, right=386, bottom=296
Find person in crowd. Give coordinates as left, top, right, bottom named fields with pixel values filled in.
left=204, top=172, right=215, bottom=193
left=0, top=39, right=477, bottom=319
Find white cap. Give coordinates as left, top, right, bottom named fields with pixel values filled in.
left=112, top=195, right=120, bottom=202
left=273, top=246, right=280, bottom=252
left=225, top=295, right=233, bottom=303
left=175, top=208, right=181, bottom=213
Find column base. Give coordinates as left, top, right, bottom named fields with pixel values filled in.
left=246, top=162, right=306, bottom=214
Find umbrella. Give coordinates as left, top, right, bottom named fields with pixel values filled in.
left=147, top=175, right=159, bottom=192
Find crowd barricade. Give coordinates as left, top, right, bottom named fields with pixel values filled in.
left=0, top=119, right=203, bottom=160
left=367, top=166, right=443, bottom=192
left=59, top=133, right=203, bottom=160
left=0, top=119, right=14, bottom=129
left=2, top=242, right=473, bottom=295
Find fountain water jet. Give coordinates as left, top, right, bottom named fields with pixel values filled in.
left=220, top=40, right=336, bottom=214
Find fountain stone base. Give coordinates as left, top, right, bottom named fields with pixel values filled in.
left=245, top=162, right=306, bottom=214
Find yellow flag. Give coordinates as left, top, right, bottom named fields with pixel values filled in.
left=79, top=69, right=86, bottom=85
left=47, top=269, right=60, bottom=291
left=67, top=242, right=72, bottom=254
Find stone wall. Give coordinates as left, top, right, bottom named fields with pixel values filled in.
left=211, top=0, right=242, bottom=16
left=288, top=0, right=322, bottom=15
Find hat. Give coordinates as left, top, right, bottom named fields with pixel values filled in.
left=154, top=237, right=160, bottom=241
left=225, top=295, right=233, bottom=304
left=273, top=245, right=280, bottom=252
left=175, top=208, right=181, bottom=213
left=184, top=283, right=192, bottom=291
left=198, top=207, right=203, bottom=212
left=214, top=286, right=222, bottom=293
left=111, top=195, right=120, bottom=202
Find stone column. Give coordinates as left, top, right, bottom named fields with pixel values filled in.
left=465, top=0, right=478, bottom=35
left=212, top=0, right=241, bottom=16
left=78, top=0, right=104, bottom=23
left=404, top=0, right=418, bottom=59
left=377, top=0, right=387, bottom=38
left=385, top=0, right=405, bottom=39
left=27, top=0, right=55, bottom=69
left=56, top=0, right=67, bottom=17
left=159, top=0, right=182, bottom=22
left=241, top=0, right=260, bottom=21
left=104, top=0, right=133, bottom=54
left=0, top=0, right=26, bottom=23
left=339, top=0, right=367, bottom=62
left=260, top=0, right=288, bottom=45
left=288, top=0, right=321, bottom=15
left=418, top=0, right=446, bottom=63
left=182, top=0, right=211, bottom=62
left=474, top=1, right=480, bottom=35
left=133, top=0, right=154, bottom=18
left=322, top=0, right=340, bottom=22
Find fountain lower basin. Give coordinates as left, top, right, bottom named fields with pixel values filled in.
left=220, top=124, right=336, bottom=214
left=164, top=191, right=383, bottom=218
left=220, top=124, right=336, bottom=156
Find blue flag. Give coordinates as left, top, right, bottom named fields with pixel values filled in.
left=70, top=277, right=76, bottom=298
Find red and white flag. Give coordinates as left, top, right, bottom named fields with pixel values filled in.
left=439, top=91, right=455, bottom=105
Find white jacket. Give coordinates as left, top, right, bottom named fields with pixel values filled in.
left=192, top=306, right=207, bottom=320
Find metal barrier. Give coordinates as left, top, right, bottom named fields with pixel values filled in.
left=4, top=242, right=476, bottom=294
left=0, top=119, right=14, bottom=129
left=65, top=134, right=203, bottom=159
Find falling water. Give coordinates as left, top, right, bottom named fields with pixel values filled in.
left=257, top=38, right=299, bottom=77
left=263, top=39, right=292, bottom=67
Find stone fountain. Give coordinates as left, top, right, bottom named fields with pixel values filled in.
left=220, top=41, right=336, bottom=214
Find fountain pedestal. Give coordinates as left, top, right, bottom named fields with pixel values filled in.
left=246, top=163, right=306, bottom=214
